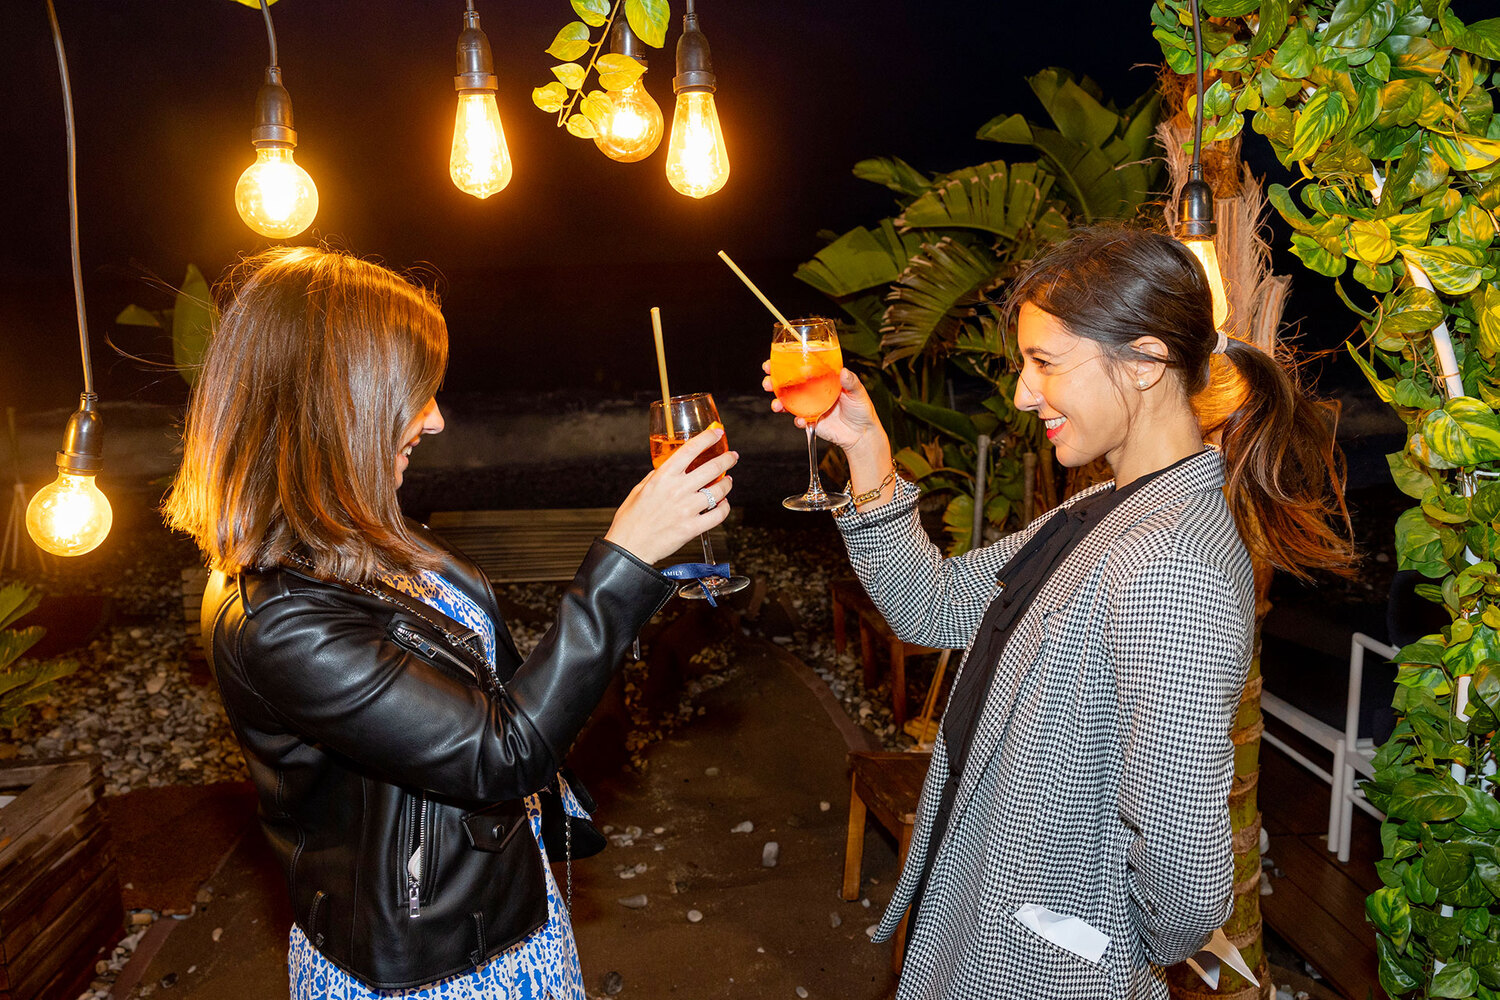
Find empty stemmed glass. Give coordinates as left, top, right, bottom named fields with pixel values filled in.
left=649, top=393, right=749, bottom=600
left=769, top=318, right=849, bottom=511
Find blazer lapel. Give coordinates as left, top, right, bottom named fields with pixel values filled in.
left=945, top=448, right=1228, bottom=824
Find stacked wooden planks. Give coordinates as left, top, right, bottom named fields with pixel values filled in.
left=0, top=757, right=122, bottom=1000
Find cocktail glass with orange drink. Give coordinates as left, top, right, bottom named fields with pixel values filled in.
left=648, top=393, right=749, bottom=599
left=769, top=318, right=850, bottom=511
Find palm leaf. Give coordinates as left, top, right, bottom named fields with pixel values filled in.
left=880, top=238, right=1003, bottom=364
left=897, top=160, right=1064, bottom=240
left=852, top=156, right=932, bottom=199
left=794, top=219, right=928, bottom=298
left=0, top=583, right=39, bottom=633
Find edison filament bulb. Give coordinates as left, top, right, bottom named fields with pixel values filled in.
left=1181, top=237, right=1230, bottom=330
left=665, top=90, right=729, bottom=198
left=450, top=92, right=513, bottom=197
left=27, top=470, right=112, bottom=558
left=236, top=145, right=319, bottom=239
left=595, top=79, right=664, bottom=163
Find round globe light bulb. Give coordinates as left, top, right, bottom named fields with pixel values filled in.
left=451, top=92, right=513, bottom=199
left=594, top=79, right=664, bottom=163
left=26, top=470, right=112, bottom=557
left=235, top=146, right=319, bottom=239
left=665, top=90, right=729, bottom=199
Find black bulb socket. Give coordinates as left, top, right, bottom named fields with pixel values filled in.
left=673, top=12, right=715, bottom=94
left=454, top=10, right=498, bottom=93
left=56, top=394, right=104, bottom=475
left=610, top=16, right=648, bottom=70
left=1178, top=172, right=1217, bottom=240
left=251, top=67, right=298, bottom=148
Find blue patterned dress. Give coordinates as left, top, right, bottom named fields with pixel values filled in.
left=286, top=569, right=589, bottom=1000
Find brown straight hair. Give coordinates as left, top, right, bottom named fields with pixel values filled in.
left=1006, top=226, right=1356, bottom=581
left=163, top=246, right=448, bottom=582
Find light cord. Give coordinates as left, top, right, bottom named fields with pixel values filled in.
left=45, top=0, right=93, bottom=398
left=1190, top=0, right=1204, bottom=172
left=259, top=0, right=279, bottom=70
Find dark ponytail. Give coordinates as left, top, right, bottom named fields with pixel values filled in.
left=1006, top=225, right=1355, bottom=581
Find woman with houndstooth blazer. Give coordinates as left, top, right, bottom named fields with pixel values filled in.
left=766, top=227, right=1356, bottom=999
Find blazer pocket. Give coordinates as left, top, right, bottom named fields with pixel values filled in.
left=1012, top=902, right=1110, bottom=964
left=461, top=799, right=528, bottom=853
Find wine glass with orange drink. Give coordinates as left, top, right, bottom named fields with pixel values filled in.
left=648, top=393, right=749, bottom=599
left=769, top=318, right=850, bottom=511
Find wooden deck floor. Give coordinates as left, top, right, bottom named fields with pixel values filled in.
left=1259, top=724, right=1386, bottom=1000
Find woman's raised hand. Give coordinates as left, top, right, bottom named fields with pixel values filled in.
left=605, top=426, right=737, bottom=565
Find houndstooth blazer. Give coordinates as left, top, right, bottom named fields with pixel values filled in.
left=837, top=448, right=1254, bottom=1000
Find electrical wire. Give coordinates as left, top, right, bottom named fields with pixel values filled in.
left=45, top=0, right=94, bottom=399
left=1190, top=0, right=1204, bottom=171
left=259, top=0, right=279, bottom=70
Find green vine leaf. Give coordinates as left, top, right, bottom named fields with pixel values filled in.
left=1291, top=233, right=1348, bottom=276
left=624, top=0, right=670, bottom=48
left=1324, top=0, right=1399, bottom=51
left=1248, top=0, right=1290, bottom=57
left=597, top=53, right=647, bottom=91
left=1270, top=24, right=1315, bottom=78
left=546, top=22, right=592, bottom=61
left=1291, top=90, right=1350, bottom=161
left=1345, top=218, right=1397, bottom=263
left=564, top=113, right=598, bottom=139
left=570, top=0, right=610, bottom=28
left=1439, top=10, right=1500, bottom=61
left=1382, top=284, right=1445, bottom=334
left=1401, top=245, right=1492, bottom=295
left=1451, top=202, right=1498, bottom=249
left=552, top=62, right=587, bottom=90
left=1396, top=506, right=1450, bottom=575
left=532, top=82, right=568, bottom=113
left=1431, top=960, right=1479, bottom=999
left=1430, top=131, right=1500, bottom=173
left=1424, top=398, right=1500, bottom=466
left=1388, top=451, right=1431, bottom=498
left=579, top=91, right=611, bottom=128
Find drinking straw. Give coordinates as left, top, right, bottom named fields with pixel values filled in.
left=651, top=307, right=674, bottom=437
left=716, top=251, right=795, bottom=333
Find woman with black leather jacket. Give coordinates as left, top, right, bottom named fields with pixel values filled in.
left=163, top=247, right=736, bottom=998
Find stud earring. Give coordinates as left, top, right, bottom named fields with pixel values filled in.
left=1137, top=378, right=1149, bottom=389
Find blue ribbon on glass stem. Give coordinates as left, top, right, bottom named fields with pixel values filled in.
left=661, top=562, right=732, bottom=607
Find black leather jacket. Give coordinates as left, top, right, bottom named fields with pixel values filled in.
left=203, top=527, right=673, bottom=989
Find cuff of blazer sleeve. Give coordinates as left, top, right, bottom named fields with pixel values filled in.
left=835, top=478, right=922, bottom=536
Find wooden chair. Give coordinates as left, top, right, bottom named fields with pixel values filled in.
left=829, top=578, right=942, bottom=726
left=842, top=750, right=932, bottom=972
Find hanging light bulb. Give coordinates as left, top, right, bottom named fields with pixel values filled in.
left=236, top=136, right=319, bottom=238
left=594, top=19, right=663, bottom=163
left=1175, top=0, right=1229, bottom=330
left=450, top=3, right=512, bottom=198
left=665, top=1, right=729, bottom=199
left=30, top=3, right=112, bottom=558
left=1179, top=172, right=1230, bottom=329
left=27, top=399, right=111, bottom=558
left=235, top=2, right=318, bottom=238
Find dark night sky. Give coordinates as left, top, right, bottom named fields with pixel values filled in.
left=0, top=0, right=1356, bottom=418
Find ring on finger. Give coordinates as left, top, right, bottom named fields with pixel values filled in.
left=698, top=486, right=718, bottom=513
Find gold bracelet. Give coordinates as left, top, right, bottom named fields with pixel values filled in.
left=850, top=467, right=896, bottom=506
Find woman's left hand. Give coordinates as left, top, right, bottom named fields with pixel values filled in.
left=605, top=425, right=737, bottom=564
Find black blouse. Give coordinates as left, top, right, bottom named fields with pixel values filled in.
left=904, top=451, right=1202, bottom=942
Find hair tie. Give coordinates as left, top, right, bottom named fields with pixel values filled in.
left=1213, top=329, right=1228, bottom=355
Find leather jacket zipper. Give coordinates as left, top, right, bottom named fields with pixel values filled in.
left=408, top=794, right=428, bottom=918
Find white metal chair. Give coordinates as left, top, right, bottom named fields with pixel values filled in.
left=1329, top=632, right=1398, bottom=861
left=1259, top=631, right=1397, bottom=864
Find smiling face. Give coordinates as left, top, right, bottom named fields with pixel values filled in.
left=395, top=397, right=444, bottom=488
left=1012, top=303, right=1137, bottom=470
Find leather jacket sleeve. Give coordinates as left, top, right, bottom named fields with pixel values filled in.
left=223, top=538, right=672, bottom=806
